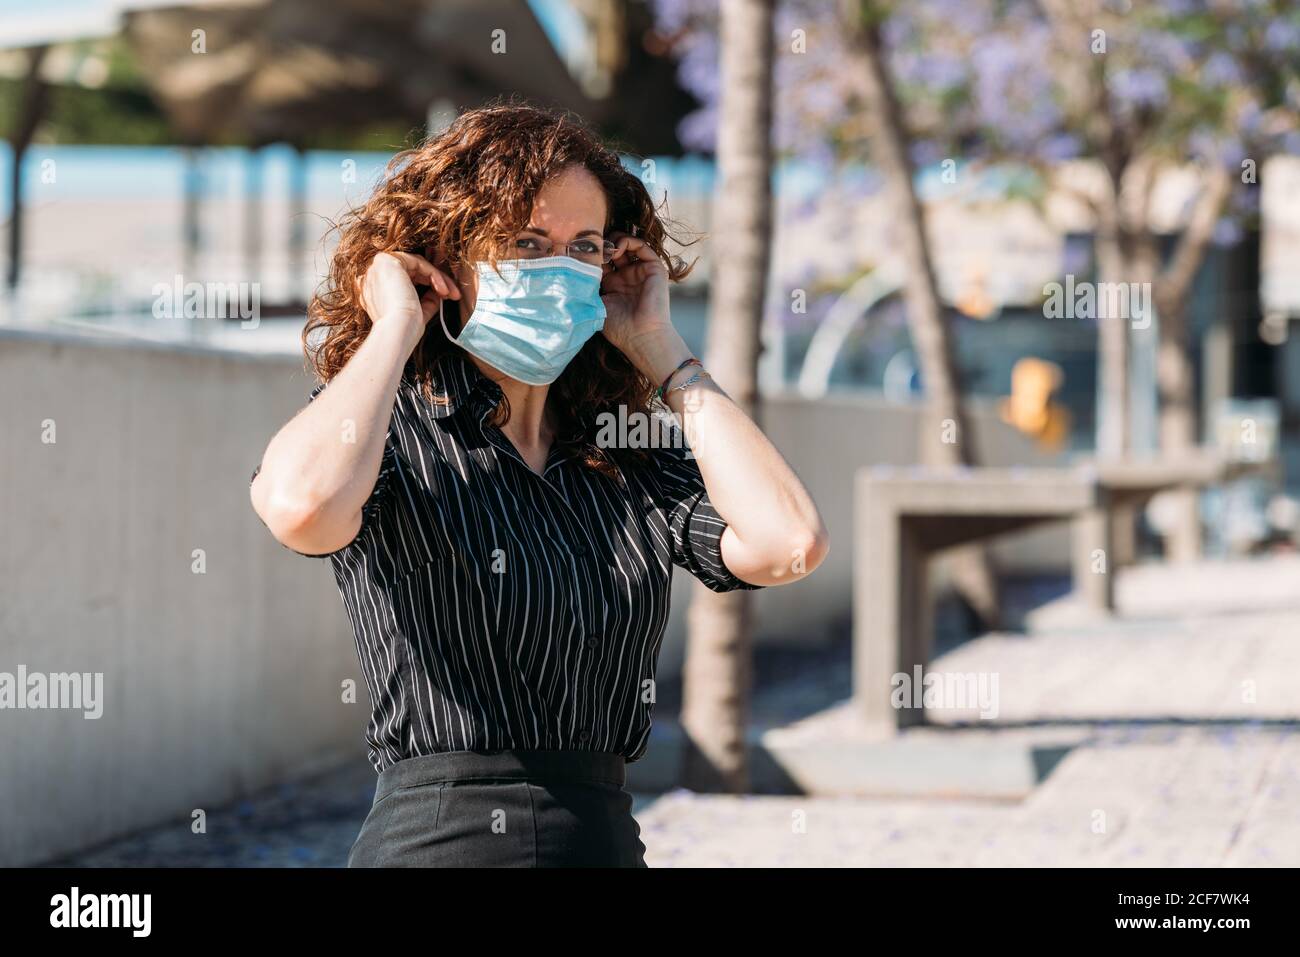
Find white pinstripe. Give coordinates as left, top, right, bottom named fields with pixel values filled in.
left=267, top=351, right=761, bottom=773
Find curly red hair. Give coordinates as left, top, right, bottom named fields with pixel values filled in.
left=304, top=103, right=694, bottom=476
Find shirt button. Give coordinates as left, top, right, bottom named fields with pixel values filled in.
left=586, top=634, right=598, bottom=650
left=573, top=542, right=588, bottom=558
left=578, top=729, right=591, bottom=743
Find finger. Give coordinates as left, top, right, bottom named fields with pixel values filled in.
left=621, top=256, right=662, bottom=280
left=390, top=251, right=443, bottom=287
left=626, top=240, right=657, bottom=263
left=438, top=268, right=462, bottom=299
left=424, top=268, right=454, bottom=301
left=398, top=252, right=462, bottom=300
left=420, top=287, right=442, bottom=323
left=388, top=250, right=432, bottom=276
left=609, top=234, right=644, bottom=265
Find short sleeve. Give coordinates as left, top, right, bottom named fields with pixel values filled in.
left=650, top=421, right=763, bottom=594
left=248, top=381, right=397, bottom=558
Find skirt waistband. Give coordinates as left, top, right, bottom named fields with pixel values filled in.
left=374, top=749, right=626, bottom=803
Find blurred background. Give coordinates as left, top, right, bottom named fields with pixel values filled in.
left=2, top=0, right=1298, bottom=867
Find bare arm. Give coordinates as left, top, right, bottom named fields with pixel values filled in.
left=601, top=239, right=829, bottom=586
left=646, top=330, right=828, bottom=586
left=250, top=252, right=458, bottom=555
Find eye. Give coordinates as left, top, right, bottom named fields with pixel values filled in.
left=514, top=235, right=545, bottom=250
left=570, top=239, right=599, bottom=255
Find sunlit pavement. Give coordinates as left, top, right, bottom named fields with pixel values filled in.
left=641, top=556, right=1300, bottom=867
left=46, top=556, right=1300, bottom=867
left=639, top=724, right=1297, bottom=867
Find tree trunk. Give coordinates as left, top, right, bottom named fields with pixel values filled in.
left=6, top=45, right=50, bottom=291
left=1152, top=165, right=1234, bottom=561
left=1090, top=178, right=1142, bottom=563
left=289, top=142, right=309, bottom=303
left=842, top=2, right=1000, bottom=629
left=1155, top=328, right=1201, bottom=560
left=679, top=0, right=774, bottom=794
left=1039, top=0, right=1139, bottom=564
left=1091, top=183, right=1132, bottom=461
left=182, top=146, right=202, bottom=279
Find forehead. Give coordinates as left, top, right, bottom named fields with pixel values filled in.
left=527, top=166, right=607, bottom=230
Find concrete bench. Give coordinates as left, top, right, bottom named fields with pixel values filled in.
left=1071, top=451, right=1281, bottom=609
left=854, top=466, right=1102, bottom=733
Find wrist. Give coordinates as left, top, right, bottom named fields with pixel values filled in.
left=626, top=326, right=694, bottom=385
left=379, top=308, right=426, bottom=337
left=370, top=312, right=427, bottom=356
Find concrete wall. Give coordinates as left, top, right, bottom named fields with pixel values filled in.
left=0, top=331, right=359, bottom=865
left=0, top=329, right=1067, bottom=863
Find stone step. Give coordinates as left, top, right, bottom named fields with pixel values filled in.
left=629, top=716, right=1088, bottom=799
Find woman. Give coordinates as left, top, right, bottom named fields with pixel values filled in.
left=250, top=105, right=828, bottom=867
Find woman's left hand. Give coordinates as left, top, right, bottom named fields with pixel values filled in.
left=600, top=234, right=673, bottom=346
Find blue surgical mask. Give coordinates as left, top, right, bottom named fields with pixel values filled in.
left=440, top=255, right=607, bottom=386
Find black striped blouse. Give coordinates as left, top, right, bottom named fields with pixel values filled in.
left=253, top=351, right=761, bottom=773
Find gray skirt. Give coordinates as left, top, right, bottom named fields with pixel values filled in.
left=347, top=749, right=647, bottom=868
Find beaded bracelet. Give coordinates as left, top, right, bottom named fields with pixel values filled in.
left=665, top=370, right=711, bottom=397
left=655, top=357, right=702, bottom=402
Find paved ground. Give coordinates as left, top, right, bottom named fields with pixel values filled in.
left=641, top=724, right=1298, bottom=866
left=47, top=556, right=1300, bottom=867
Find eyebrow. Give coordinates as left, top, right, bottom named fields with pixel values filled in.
left=522, top=225, right=604, bottom=239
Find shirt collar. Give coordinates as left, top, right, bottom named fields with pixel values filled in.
left=422, top=350, right=504, bottom=420
left=417, top=351, right=624, bottom=484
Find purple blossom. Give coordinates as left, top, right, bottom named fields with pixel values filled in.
left=1109, top=68, right=1169, bottom=110
left=1038, top=133, right=1083, bottom=163
left=1213, top=218, right=1243, bottom=247
left=1265, top=19, right=1300, bottom=52
left=648, top=0, right=1300, bottom=289
left=1202, top=51, right=1244, bottom=88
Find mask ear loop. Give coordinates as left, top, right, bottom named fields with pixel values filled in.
left=437, top=295, right=457, bottom=343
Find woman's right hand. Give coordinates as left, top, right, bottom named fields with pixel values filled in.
left=359, top=251, right=460, bottom=346
left=255, top=250, right=459, bottom=555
